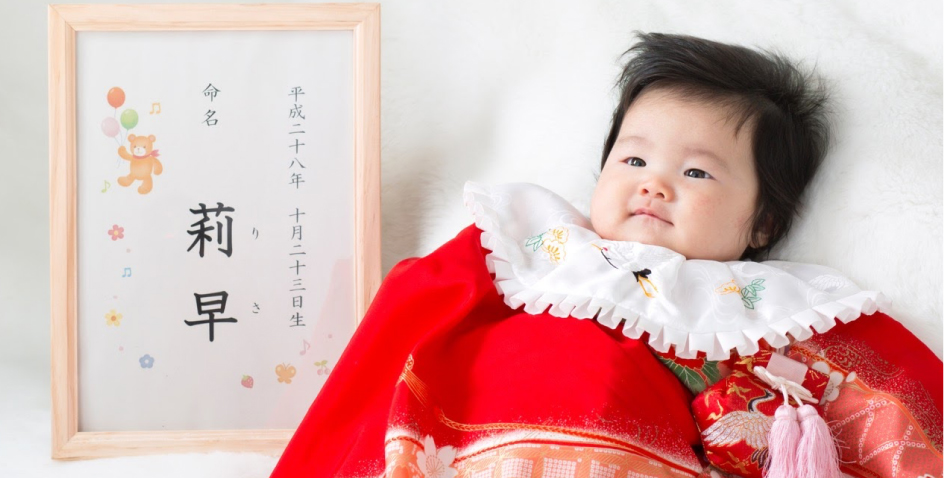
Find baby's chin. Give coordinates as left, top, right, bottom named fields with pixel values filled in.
left=602, top=231, right=745, bottom=261
left=594, top=227, right=732, bottom=260
left=591, top=218, right=742, bottom=260
left=596, top=227, right=683, bottom=254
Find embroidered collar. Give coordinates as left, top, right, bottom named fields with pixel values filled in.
left=463, top=181, right=889, bottom=360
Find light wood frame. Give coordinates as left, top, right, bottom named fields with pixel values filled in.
left=49, top=3, right=381, bottom=460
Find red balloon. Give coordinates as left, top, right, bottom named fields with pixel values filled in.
left=107, top=87, right=125, bottom=108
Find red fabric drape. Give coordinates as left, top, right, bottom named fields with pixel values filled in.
left=270, top=224, right=943, bottom=478
left=271, top=225, right=703, bottom=477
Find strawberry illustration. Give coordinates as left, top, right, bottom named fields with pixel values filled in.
left=241, top=375, right=254, bottom=389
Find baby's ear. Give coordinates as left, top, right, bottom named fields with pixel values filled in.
left=749, top=232, right=769, bottom=249
left=749, top=214, right=772, bottom=249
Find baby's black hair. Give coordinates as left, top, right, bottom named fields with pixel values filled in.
left=601, top=32, right=831, bottom=261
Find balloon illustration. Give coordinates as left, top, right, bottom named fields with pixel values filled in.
left=101, top=117, right=120, bottom=138
left=120, top=109, right=139, bottom=130
left=107, top=87, right=125, bottom=109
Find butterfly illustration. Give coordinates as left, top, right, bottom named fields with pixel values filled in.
left=276, top=363, right=297, bottom=384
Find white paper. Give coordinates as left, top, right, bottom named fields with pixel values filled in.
left=75, top=30, right=355, bottom=431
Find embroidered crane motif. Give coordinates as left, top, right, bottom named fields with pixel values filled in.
left=591, top=243, right=661, bottom=298
left=702, top=389, right=777, bottom=450
left=632, top=268, right=658, bottom=298
left=591, top=243, right=619, bottom=269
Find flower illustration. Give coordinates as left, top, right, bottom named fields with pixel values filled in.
left=108, top=224, right=125, bottom=241
left=714, top=279, right=741, bottom=295
left=416, top=436, right=457, bottom=478
left=104, top=309, right=122, bottom=327
left=546, top=226, right=569, bottom=244
left=525, top=227, right=570, bottom=264
left=139, top=354, right=155, bottom=369
left=811, top=361, right=845, bottom=403
left=540, top=240, right=566, bottom=265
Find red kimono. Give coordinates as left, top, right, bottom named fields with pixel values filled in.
left=270, top=225, right=942, bottom=478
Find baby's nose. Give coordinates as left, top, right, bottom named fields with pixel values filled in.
left=639, top=179, right=671, bottom=200
left=640, top=186, right=666, bottom=199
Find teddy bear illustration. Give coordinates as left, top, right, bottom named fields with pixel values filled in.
left=117, top=134, right=163, bottom=194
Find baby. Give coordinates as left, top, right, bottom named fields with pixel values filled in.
left=591, top=33, right=827, bottom=263
left=272, top=33, right=941, bottom=478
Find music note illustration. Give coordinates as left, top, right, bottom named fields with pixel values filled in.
left=299, top=340, right=311, bottom=355
left=101, top=180, right=111, bottom=193
left=121, top=267, right=132, bottom=278
left=149, top=102, right=161, bottom=114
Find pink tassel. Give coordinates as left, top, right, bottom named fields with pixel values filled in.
left=764, top=403, right=800, bottom=478
left=796, top=404, right=843, bottom=478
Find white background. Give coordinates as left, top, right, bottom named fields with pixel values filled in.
left=1, top=0, right=941, bottom=476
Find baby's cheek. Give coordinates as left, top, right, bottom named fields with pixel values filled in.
left=691, top=194, right=749, bottom=235
left=732, top=198, right=758, bottom=229
left=689, top=193, right=723, bottom=217
left=590, top=178, right=623, bottom=217
left=705, top=192, right=751, bottom=224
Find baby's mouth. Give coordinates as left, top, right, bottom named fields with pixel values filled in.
left=631, top=209, right=672, bottom=225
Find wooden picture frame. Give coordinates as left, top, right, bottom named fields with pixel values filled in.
left=49, top=3, right=380, bottom=460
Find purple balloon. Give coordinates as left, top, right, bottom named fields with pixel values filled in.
left=101, top=117, right=120, bottom=138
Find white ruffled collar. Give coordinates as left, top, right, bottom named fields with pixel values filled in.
left=463, top=181, right=889, bottom=360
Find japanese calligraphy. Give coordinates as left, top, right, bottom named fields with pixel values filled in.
left=203, top=83, right=221, bottom=101
left=187, top=202, right=235, bottom=257
left=288, top=207, right=307, bottom=327
left=202, top=83, right=221, bottom=126
left=285, top=86, right=310, bottom=328
left=185, top=291, right=237, bottom=342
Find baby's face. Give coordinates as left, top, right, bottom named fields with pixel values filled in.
left=590, top=89, right=759, bottom=261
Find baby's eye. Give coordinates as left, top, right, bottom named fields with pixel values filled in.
left=685, top=169, right=712, bottom=179
left=627, top=157, right=646, bottom=167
